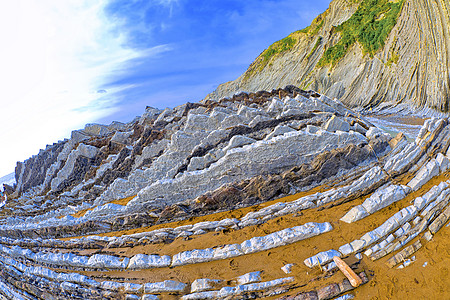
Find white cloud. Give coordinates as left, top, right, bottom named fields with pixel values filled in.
left=157, top=0, right=180, bottom=8
left=156, top=0, right=180, bottom=17
left=0, top=0, right=151, bottom=176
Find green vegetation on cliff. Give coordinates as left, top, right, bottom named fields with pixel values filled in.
left=298, top=10, right=327, bottom=36
left=244, top=34, right=298, bottom=79
left=320, top=0, right=404, bottom=66
left=299, top=19, right=324, bottom=36
left=244, top=10, right=328, bottom=79
left=306, top=36, right=323, bottom=60
left=261, top=36, right=297, bottom=66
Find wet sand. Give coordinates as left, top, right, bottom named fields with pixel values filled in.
left=58, top=171, right=450, bottom=299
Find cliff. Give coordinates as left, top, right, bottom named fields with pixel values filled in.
left=2, top=2, right=450, bottom=298
left=0, top=87, right=450, bottom=299
left=207, top=0, right=450, bottom=114
left=6, top=86, right=382, bottom=218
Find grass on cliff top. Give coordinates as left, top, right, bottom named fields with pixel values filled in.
left=262, top=36, right=297, bottom=62
left=319, top=0, right=404, bottom=67
left=244, top=9, right=329, bottom=78
left=258, top=35, right=297, bottom=71
left=297, top=9, right=327, bottom=36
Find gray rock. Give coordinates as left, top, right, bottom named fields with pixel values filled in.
left=141, top=295, right=159, bottom=300
left=407, top=159, right=440, bottom=191
left=306, top=125, right=320, bottom=134
left=172, top=248, right=215, bottom=266
left=281, top=263, right=295, bottom=274
left=134, top=139, right=170, bottom=169
left=130, top=129, right=366, bottom=210
left=436, top=153, right=449, bottom=172
left=349, top=239, right=366, bottom=252
left=111, top=131, right=133, bottom=144
left=84, top=123, right=111, bottom=136
left=70, top=130, right=91, bottom=143
left=185, top=114, right=213, bottom=132
left=170, top=131, right=202, bottom=153
left=323, top=115, right=350, bottom=132
left=50, top=143, right=98, bottom=192
left=248, top=115, right=272, bottom=127
left=281, top=108, right=304, bottom=118
left=266, top=98, right=284, bottom=114
left=341, top=185, right=408, bottom=223
left=384, top=143, right=422, bottom=175
left=187, top=155, right=216, bottom=172
left=352, top=123, right=367, bottom=135
left=139, top=107, right=162, bottom=125
left=240, top=222, right=332, bottom=255
left=222, top=135, right=256, bottom=153
left=191, top=221, right=220, bottom=232
left=177, top=231, right=194, bottom=238
left=264, top=125, right=296, bottom=140
left=366, top=127, right=389, bottom=140
left=238, top=105, right=263, bottom=119
left=220, top=115, right=247, bottom=128
left=340, top=205, right=369, bottom=224
left=338, top=243, right=354, bottom=256
left=154, top=108, right=174, bottom=124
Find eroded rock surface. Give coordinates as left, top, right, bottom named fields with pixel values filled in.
left=207, top=0, right=450, bottom=117
left=1, top=87, right=449, bottom=299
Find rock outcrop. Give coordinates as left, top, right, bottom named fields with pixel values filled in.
left=2, top=86, right=384, bottom=237
left=1, top=87, right=449, bottom=299
left=207, top=0, right=450, bottom=115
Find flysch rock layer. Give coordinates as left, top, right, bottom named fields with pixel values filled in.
left=1, top=87, right=450, bottom=299
left=207, top=0, right=450, bottom=117
left=0, top=86, right=385, bottom=238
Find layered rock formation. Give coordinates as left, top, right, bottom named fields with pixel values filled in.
left=207, top=0, right=450, bottom=115
left=0, top=87, right=449, bottom=299
left=2, top=86, right=386, bottom=237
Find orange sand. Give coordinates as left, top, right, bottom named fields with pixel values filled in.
left=55, top=173, right=450, bottom=299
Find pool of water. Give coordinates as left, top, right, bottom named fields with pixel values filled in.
left=365, top=115, right=425, bottom=141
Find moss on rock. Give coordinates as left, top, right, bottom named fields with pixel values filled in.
left=320, top=0, right=404, bottom=66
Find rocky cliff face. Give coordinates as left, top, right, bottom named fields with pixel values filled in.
left=1, top=87, right=450, bottom=299
left=207, top=0, right=450, bottom=115
left=2, top=3, right=450, bottom=297
left=4, top=86, right=386, bottom=229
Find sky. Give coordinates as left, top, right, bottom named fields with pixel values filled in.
left=0, top=0, right=331, bottom=177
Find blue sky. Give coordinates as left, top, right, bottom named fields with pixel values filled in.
left=0, top=0, right=330, bottom=177
left=98, top=0, right=332, bottom=122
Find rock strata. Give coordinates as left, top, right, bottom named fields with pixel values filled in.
left=207, top=0, right=450, bottom=116
left=1, top=87, right=449, bottom=299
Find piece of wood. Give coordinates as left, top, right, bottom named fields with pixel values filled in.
left=333, top=256, right=363, bottom=288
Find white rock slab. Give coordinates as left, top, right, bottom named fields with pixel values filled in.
left=407, top=159, right=440, bottom=191
left=191, top=278, right=222, bottom=293
left=144, top=280, right=187, bottom=293
left=341, top=185, right=408, bottom=223
left=127, top=254, right=171, bottom=269
left=304, top=249, right=341, bottom=268
left=237, top=271, right=262, bottom=285
left=87, top=254, right=130, bottom=269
